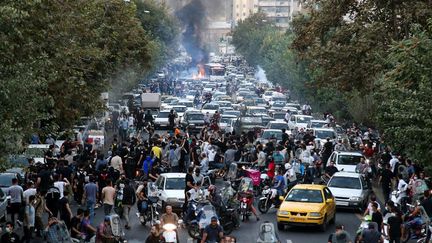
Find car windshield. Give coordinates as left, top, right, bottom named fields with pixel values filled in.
left=179, top=102, right=193, bottom=108
left=173, top=107, right=186, bottom=112
left=329, top=177, right=361, bottom=189
left=0, top=174, right=14, bottom=187
left=165, top=178, right=184, bottom=190
left=338, top=155, right=363, bottom=165
left=273, top=113, right=285, bottom=119
left=249, top=109, right=266, bottom=114
left=285, top=189, right=323, bottom=203
left=242, top=117, right=262, bottom=125
left=218, top=102, right=231, bottom=107
left=262, top=131, right=282, bottom=140
left=264, top=91, right=273, bottom=96
left=296, top=116, right=312, bottom=123
left=224, top=111, right=240, bottom=117
left=188, top=114, right=204, bottom=120
left=220, top=117, right=233, bottom=124
left=273, top=102, right=286, bottom=107
left=256, top=99, right=266, bottom=104
left=158, top=112, right=170, bottom=118
left=269, top=123, right=287, bottom=130
left=203, top=104, right=219, bottom=110
left=315, top=130, right=335, bottom=139
left=311, top=121, right=326, bottom=128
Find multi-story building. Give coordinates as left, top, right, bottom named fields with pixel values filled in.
left=255, top=0, right=303, bottom=28
left=233, top=0, right=255, bottom=24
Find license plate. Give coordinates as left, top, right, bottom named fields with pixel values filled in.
left=336, top=201, right=349, bottom=206
left=291, top=217, right=305, bottom=222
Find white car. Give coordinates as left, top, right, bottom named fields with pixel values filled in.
left=288, top=115, right=313, bottom=130
left=185, top=90, right=199, bottom=101
left=308, top=120, right=328, bottom=129
left=219, top=115, right=237, bottom=133
left=327, top=151, right=366, bottom=173
left=263, top=90, right=274, bottom=102
left=201, top=103, right=220, bottom=116
left=170, top=105, right=187, bottom=120
left=153, top=173, right=212, bottom=210
left=257, top=129, right=284, bottom=144
left=327, top=172, right=371, bottom=211
left=154, top=110, right=173, bottom=129
left=266, top=121, right=290, bottom=132
left=177, top=100, right=195, bottom=111
left=216, top=101, right=232, bottom=110
left=313, top=128, right=337, bottom=148
left=247, top=106, right=268, bottom=116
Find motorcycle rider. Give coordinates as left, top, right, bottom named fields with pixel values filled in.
left=208, top=185, right=223, bottom=213
left=407, top=190, right=432, bottom=242
left=273, top=168, right=285, bottom=207
left=160, top=205, right=179, bottom=227
left=238, top=179, right=260, bottom=221
left=200, top=216, right=224, bottom=243
left=136, top=179, right=148, bottom=218
left=355, top=157, right=369, bottom=175
left=395, top=173, right=408, bottom=207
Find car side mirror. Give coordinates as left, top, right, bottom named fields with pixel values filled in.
left=326, top=198, right=334, bottom=204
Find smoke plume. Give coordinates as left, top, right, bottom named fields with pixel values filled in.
left=176, top=0, right=208, bottom=65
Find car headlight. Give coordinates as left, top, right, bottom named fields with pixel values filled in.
left=350, top=196, right=361, bottom=201
left=278, top=210, right=289, bottom=215
left=309, top=212, right=322, bottom=217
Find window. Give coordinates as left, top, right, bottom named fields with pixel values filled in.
left=323, top=188, right=333, bottom=200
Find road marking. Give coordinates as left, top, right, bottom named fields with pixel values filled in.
left=287, top=240, right=293, bottom=243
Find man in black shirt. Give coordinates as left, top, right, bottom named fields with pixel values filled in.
left=379, top=163, right=393, bottom=203
left=387, top=206, right=403, bottom=243
left=324, top=161, right=339, bottom=178
left=168, top=109, right=177, bottom=131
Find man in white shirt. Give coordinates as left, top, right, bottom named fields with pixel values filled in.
left=7, top=178, right=23, bottom=225
left=53, top=174, right=70, bottom=199
left=23, top=181, right=37, bottom=204
left=110, top=152, right=124, bottom=174
left=396, top=174, right=408, bottom=204
left=284, top=110, right=291, bottom=122
left=390, top=155, right=399, bottom=174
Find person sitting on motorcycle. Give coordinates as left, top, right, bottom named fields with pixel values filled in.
left=160, top=205, right=179, bottom=227
left=201, top=216, right=224, bottom=243
left=238, top=181, right=260, bottom=221
left=267, top=156, right=276, bottom=181
left=146, top=225, right=165, bottom=243
left=284, top=163, right=297, bottom=191
left=136, top=179, right=149, bottom=216
left=324, top=161, right=339, bottom=179
left=184, top=185, right=201, bottom=223
left=96, top=216, right=114, bottom=243
left=208, top=185, right=223, bottom=213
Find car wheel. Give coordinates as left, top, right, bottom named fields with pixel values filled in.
left=277, top=222, right=285, bottom=231
left=319, top=215, right=327, bottom=232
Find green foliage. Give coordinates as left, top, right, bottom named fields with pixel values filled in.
left=376, top=27, right=432, bottom=163
left=0, top=0, right=160, bottom=159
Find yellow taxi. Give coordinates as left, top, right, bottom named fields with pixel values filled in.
left=277, top=184, right=336, bottom=231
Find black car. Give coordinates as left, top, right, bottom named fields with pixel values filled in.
left=181, top=111, right=206, bottom=132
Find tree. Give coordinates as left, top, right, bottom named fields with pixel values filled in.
left=0, top=0, right=156, bottom=159
left=376, top=24, right=432, bottom=167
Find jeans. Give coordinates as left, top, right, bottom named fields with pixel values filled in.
left=86, top=200, right=95, bottom=223
left=209, top=161, right=224, bottom=170
left=103, top=203, right=113, bottom=216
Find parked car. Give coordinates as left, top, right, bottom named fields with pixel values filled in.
left=201, top=103, right=220, bottom=116
left=277, top=184, right=336, bottom=231
left=257, top=129, right=283, bottom=144
left=308, top=120, right=329, bottom=129
left=327, top=172, right=371, bottom=211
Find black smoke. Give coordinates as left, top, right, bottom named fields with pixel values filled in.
left=176, top=0, right=208, bottom=65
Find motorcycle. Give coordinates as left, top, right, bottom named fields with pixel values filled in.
left=401, top=204, right=428, bottom=243
left=256, top=222, right=281, bottom=243
left=138, top=183, right=160, bottom=226
left=258, top=186, right=283, bottom=214
left=238, top=177, right=254, bottom=221
left=162, top=220, right=182, bottom=243
left=187, top=203, right=219, bottom=240
left=245, top=168, right=261, bottom=197
left=109, top=214, right=128, bottom=243
left=218, top=186, right=240, bottom=234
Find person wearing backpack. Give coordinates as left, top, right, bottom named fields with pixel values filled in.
left=73, top=165, right=87, bottom=205
left=121, top=179, right=136, bottom=230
